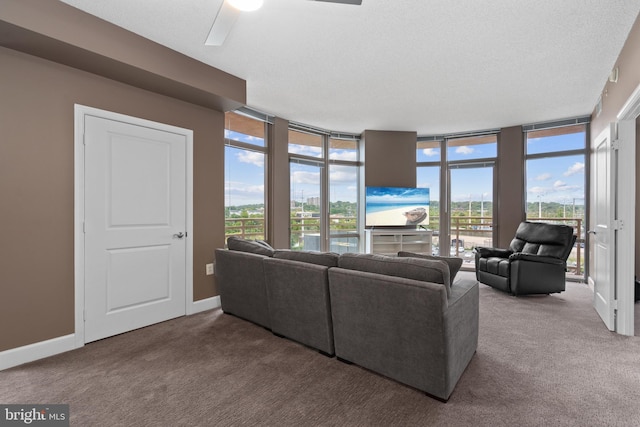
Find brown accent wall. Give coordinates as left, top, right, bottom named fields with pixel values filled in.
left=496, top=126, right=525, bottom=247
left=0, top=47, right=224, bottom=352
left=590, top=14, right=640, bottom=278
left=591, top=16, right=640, bottom=137
left=268, top=117, right=291, bottom=249
left=0, top=0, right=245, bottom=112
left=362, top=130, right=418, bottom=187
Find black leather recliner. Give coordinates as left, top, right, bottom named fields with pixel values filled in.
left=475, top=221, right=577, bottom=296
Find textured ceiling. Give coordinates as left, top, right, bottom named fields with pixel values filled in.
left=60, top=0, right=640, bottom=135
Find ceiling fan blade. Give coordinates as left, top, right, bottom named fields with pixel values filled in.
left=310, top=0, right=362, bottom=4
left=205, top=1, right=241, bottom=46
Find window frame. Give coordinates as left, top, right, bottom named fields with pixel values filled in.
left=288, top=125, right=361, bottom=252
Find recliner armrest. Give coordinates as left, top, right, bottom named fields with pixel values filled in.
left=475, top=246, right=512, bottom=259
left=508, top=252, right=565, bottom=265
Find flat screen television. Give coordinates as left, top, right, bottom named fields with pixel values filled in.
left=365, top=186, right=430, bottom=228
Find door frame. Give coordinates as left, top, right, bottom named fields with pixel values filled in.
left=613, top=84, right=639, bottom=336
left=74, top=104, right=194, bottom=348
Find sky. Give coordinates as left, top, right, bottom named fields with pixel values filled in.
left=417, top=132, right=585, bottom=206
left=225, top=129, right=585, bottom=210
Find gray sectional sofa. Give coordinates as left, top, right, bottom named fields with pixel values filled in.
left=215, top=237, right=479, bottom=402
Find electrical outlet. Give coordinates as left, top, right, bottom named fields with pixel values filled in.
left=206, top=263, right=214, bottom=275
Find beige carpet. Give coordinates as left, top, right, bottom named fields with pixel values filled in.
left=2, top=273, right=640, bottom=426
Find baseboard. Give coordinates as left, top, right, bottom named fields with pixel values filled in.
left=188, top=295, right=220, bottom=315
left=1, top=297, right=220, bottom=371
left=0, top=334, right=78, bottom=371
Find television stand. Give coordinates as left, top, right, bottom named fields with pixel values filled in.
left=365, top=229, right=433, bottom=256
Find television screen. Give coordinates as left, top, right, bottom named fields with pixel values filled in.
left=365, top=186, right=430, bottom=227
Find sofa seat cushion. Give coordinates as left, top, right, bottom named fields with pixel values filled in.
left=397, top=251, right=463, bottom=282
left=227, top=236, right=275, bottom=257
left=273, top=250, right=339, bottom=267
left=338, top=253, right=451, bottom=297
left=481, top=257, right=510, bottom=277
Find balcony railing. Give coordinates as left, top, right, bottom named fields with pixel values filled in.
left=225, top=217, right=266, bottom=241
left=443, top=216, right=584, bottom=275
left=224, top=215, right=584, bottom=275
left=224, top=216, right=358, bottom=243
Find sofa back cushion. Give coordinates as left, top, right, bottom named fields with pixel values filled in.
left=227, top=236, right=275, bottom=257
left=397, top=251, right=463, bottom=282
left=338, top=253, right=451, bottom=297
left=273, top=250, right=339, bottom=267
left=509, top=221, right=575, bottom=260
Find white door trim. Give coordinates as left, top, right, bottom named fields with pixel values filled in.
left=613, top=84, right=640, bottom=336
left=74, top=104, right=194, bottom=349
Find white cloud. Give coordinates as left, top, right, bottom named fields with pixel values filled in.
left=535, top=173, right=552, bottom=181
left=225, top=181, right=264, bottom=194
left=225, top=181, right=265, bottom=205
left=455, top=146, right=474, bottom=155
left=529, top=186, right=546, bottom=194
left=554, top=180, right=580, bottom=192
left=422, top=148, right=438, bottom=157
left=329, top=150, right=358, bottom=161
left=289, top=144, right=322, bottom=157
left=291, top=170, right=320, bottom=184
left=329, top=167, right=357, bottom=183
left=563, top=162, right=584, bottom=177
left=236, top=151, right=264, bottom=167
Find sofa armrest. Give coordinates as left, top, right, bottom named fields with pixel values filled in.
left=214, top=248, right=271, bottom=328
left=508, top=252, right=565, bottom=265
left=443, top=278, right=479, bottom=398
left=475, top=246, right=512, bottom=259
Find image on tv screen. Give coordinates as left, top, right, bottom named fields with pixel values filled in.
left=365, top=186, right=430, bottom=227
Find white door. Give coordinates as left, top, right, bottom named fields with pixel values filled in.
left=590, top=124, right=616, bottom=331
left=84, top=115, right=187, bottom=343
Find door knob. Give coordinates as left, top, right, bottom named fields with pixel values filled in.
left=173, top=232, right=185, bottom=239
left=587, top=230, right=596, bottom=235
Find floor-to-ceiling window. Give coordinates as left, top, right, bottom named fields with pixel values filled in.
left=224, top=111, right=268, bottom=242
left=417, top=133, right=496, bottom=267
left=289, top=126, right=360, bottom=252
left=446, top=134, right=496, bottom=269
left=524, top=121, right=588, bottom=278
